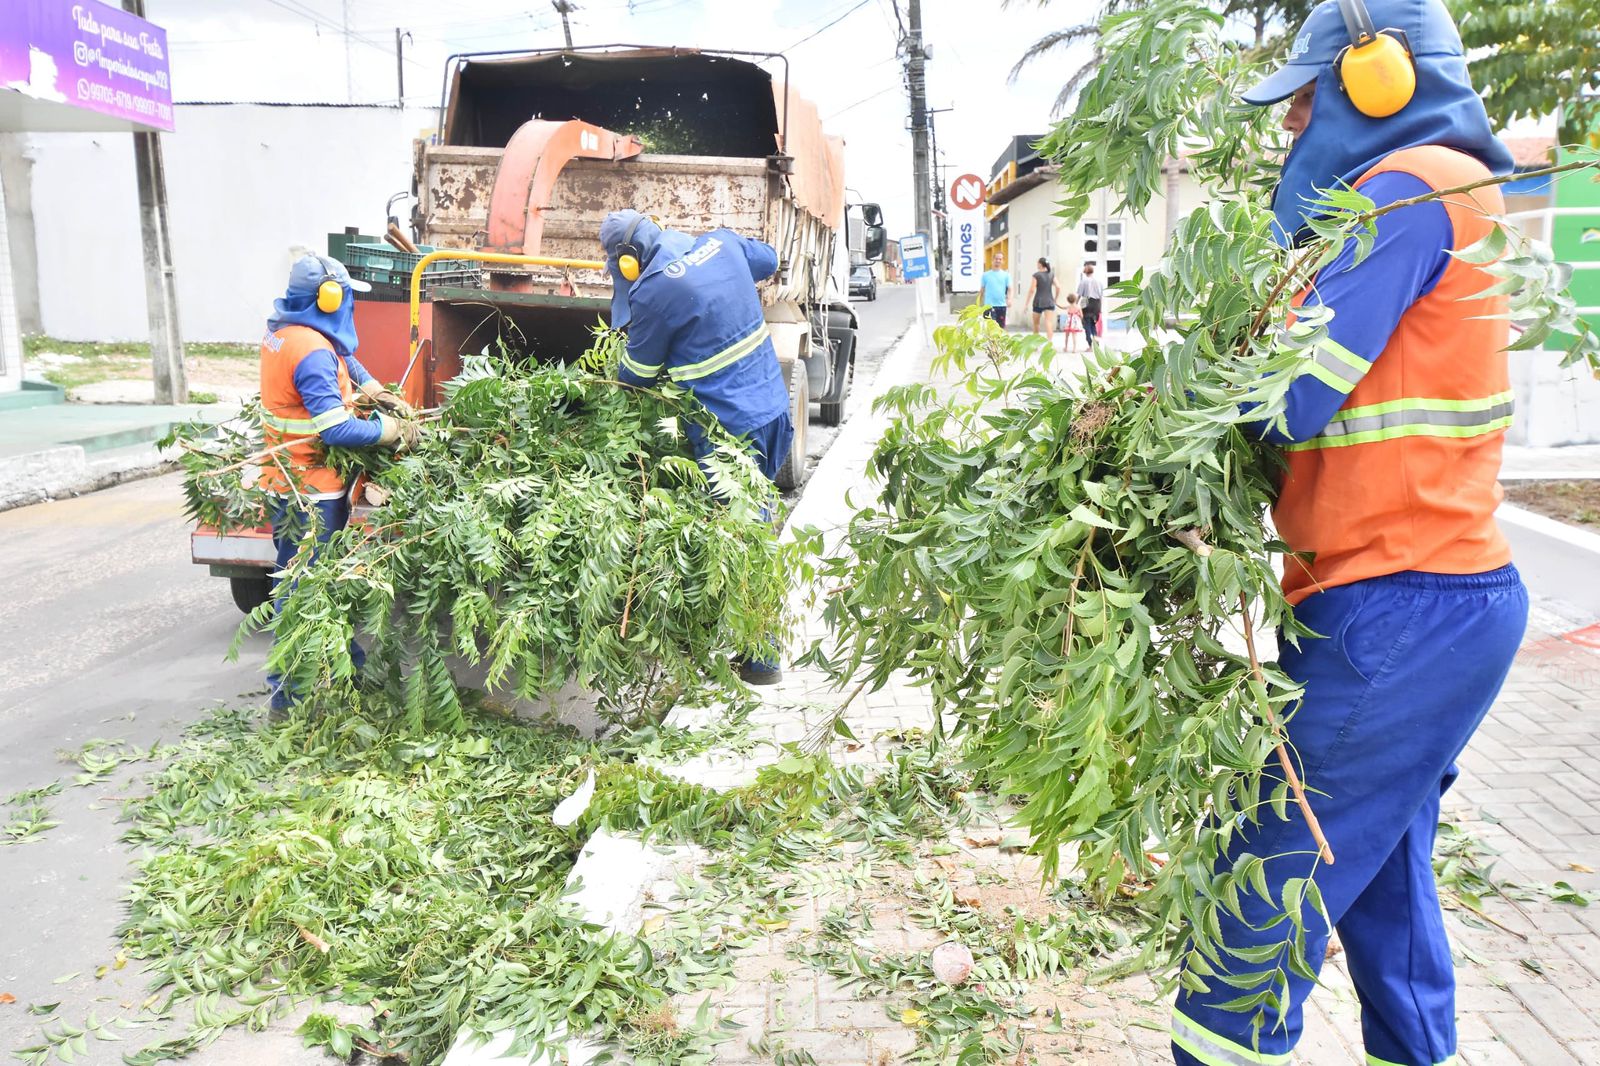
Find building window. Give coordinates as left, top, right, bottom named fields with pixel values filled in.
left=1082, top=222, right=1098, bottom=255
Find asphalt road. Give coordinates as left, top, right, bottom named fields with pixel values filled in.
left=0, top=284, right=920, bottom=1063
left=799, top=282, right=918, bottom=482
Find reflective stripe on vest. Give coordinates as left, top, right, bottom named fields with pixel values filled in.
left=1299, top=336, right=1371, bottom=395
left=669, top=324, right=771, bottom=383
left=1169, top=1009, right=1290, bottom=1066
left=262, top=407, right=352, bottom=436
left=258, top=325, right=356, bottom=496
left=1285, top=390, right=1515, bottom=451
left=1368, top=1054, right=1458, bottom=1066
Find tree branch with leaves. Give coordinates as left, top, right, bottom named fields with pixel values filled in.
left=803, top=0, right=1600, bottom=1009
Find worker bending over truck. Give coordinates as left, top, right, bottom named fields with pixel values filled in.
left=259, top=253, right=421, bottom=716
left=599, top=209, right=794, bottom=685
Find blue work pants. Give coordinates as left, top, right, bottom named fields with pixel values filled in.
left=1172, top=566, right=1528, bottom=1066
left=267, top=495, right=365, bottom=711
left=688, top=411, right=794, bottom=671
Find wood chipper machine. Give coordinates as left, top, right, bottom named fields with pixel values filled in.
left=192, top=44, right=883, bottom=612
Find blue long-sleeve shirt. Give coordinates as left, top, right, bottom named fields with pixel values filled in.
left=1255, top=171, right=1453, bottom=444
left=618, top=229, right=790, bottom=439
left=292, top=349, right=383, bottom=448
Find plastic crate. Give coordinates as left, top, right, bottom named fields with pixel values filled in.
left=343, top=243, right=483, bottom=289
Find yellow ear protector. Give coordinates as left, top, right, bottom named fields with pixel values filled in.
left=315, top=258, right=345, bottom=314
left=615, top=215, right=645, bottom=282
left=1334, top=0, right=1416, bottom=118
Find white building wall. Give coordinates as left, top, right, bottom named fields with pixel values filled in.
left=999, top=171, right=1204, bottom=314
left=23, top=103, right=436, bottom=343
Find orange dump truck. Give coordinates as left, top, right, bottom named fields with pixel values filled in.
left=193, top=45, right=882, bottom=612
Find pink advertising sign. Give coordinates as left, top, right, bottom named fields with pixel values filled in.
left=1, top=1, right=174, bottom=132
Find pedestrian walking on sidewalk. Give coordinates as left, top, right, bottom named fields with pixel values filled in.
left=980, top=256, right=1012, bottom=328
left=1168, top=3, right=1527, bottom=1066
left=1060, top=294, right=1084, bottom=353
left=1076, top=262, right=1104, bottom=346
left=259, top=254, right=421, bottom=717
left=600, top=209, right=793, bottom=685
left=1025, top=258, right=1059, bottom=335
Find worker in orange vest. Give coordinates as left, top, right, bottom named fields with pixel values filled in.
left=1171, top=3, right=1528, bottom=1065
left=259, top=253, right=419, bottom=717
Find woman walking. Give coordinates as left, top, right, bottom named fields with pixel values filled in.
left=1024, top=258, right=1059, bottom=334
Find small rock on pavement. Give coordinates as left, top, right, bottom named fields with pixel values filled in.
left=931, top=941, right=975, bottom=985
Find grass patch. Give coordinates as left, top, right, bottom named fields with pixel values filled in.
left=1501, top=478, right=1600, bottom=534
left=23, top=335, right=255, bottom=391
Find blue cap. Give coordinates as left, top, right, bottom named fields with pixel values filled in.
left=286, top=253, right=371, bottom=296
left=1242, top=0, right=1466, bottom=106
left=599, top=210, right=648, bottom=330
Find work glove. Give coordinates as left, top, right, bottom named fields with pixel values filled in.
left=376, top=413, right=422, bottom=452
left=358, top=379, right=417, bottom=419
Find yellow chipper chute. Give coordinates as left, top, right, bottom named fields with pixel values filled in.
left=396, top=250, right=607, bottom=408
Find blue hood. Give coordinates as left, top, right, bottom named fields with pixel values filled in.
left=600, top=210, right=693, bottom=330
left=268, top=289, right=360, bottom=358
left=1248, top=0, right=1512, bottom=245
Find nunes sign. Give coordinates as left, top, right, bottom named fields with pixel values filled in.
left=948, top=172, right=985, bottom=293
left=1, top=1, right=174, bottom=133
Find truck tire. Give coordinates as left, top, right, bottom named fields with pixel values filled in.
left=231, top=574, right=273, bottom=615
left=775, top=358, right=809, bottom=491
left=819, top=327, right=855, bottom=426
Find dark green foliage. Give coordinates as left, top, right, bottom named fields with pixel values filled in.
left=110, top=698, right=827, bottom=1065
left=172, top=337, right=799, bottom=732
left=1450, top=0, right=1600, bottom=145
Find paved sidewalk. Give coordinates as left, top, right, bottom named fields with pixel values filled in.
left=662, top=321, right=1600, bottom=1064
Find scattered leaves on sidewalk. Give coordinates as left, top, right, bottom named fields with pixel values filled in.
left=1435, top=819, right=1592, bottom=924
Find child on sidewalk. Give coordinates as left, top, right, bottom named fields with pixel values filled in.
left=1060, top=294, right=1085, bottom=352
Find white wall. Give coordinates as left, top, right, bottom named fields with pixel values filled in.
left=998, top=169, right=1204, bottom=315
left=1507, top=348, right=1600, bottom=447
left=22, top=103, right=436, bottom=343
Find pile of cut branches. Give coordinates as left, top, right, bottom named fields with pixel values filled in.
left=173, top=335, right=797, bottom=732
left=802, top=0, right=1600, bottom=1009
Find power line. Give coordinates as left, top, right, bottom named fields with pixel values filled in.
left=257, top=0, right=407, bottom=62
left=781, top=0, right=876, bottom=54
left=885, top=0, right=906, bottom=39
left=825, top=83, right=899, bottom=120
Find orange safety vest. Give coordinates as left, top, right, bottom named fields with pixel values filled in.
left=1274, top=145, right=1513, bottom=606
left=258, top=325, right=361, bottom=497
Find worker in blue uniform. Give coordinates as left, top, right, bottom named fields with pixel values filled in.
left=599, top=209, right=794, bottom=685
left=1170, top=3, right=1527, bottom=1066
left=260, top=253, right=419, bottom=717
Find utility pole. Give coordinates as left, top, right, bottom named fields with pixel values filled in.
left=394, top=28, right=411, bottom=106
left=342, top=0, right=354, bottom=103
left=123, top=0, right=185, bottom=404
left=906, top=0, right=930, bottom=243
left=553, top=1, right=577, bottom=49
left=929, top=106, right=953, bottom=289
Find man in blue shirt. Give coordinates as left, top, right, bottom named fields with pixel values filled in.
left=979, top=256, right=1011, bottom=327
left=600, top=209, right=794, bottom=684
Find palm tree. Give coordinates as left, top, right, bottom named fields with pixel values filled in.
left=1006, top=0, right=1315, bottom=117
left=1007, top=0, right=1315, bottom=241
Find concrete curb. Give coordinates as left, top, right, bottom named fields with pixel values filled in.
left=0, top=442, right=175, bottom=513
left=1497, top=501, right=1600, bottom=555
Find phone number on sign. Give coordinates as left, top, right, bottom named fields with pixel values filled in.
left=76, top=80, right=172, bottom=121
